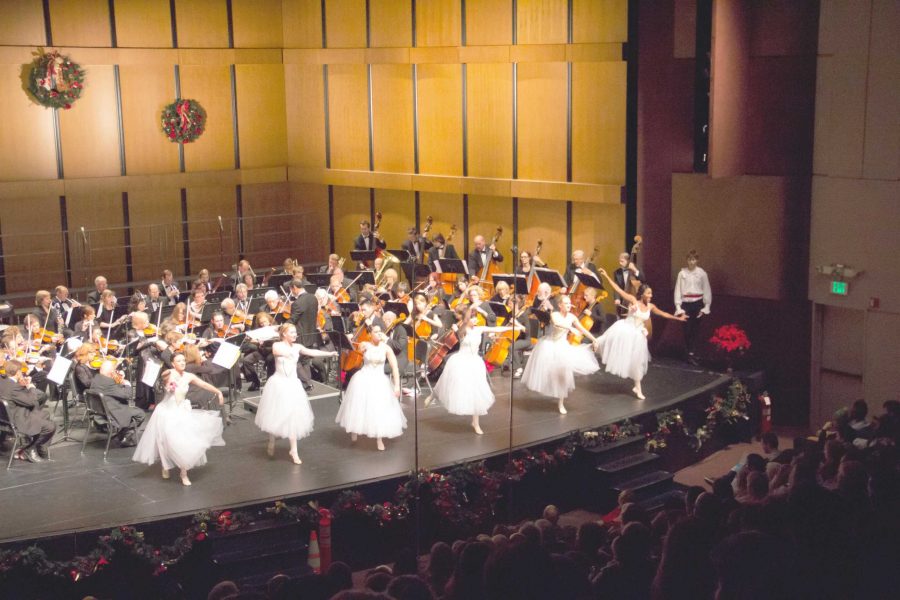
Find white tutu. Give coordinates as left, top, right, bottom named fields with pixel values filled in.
left=336, top=344, right=407, bottom=439
left=432, top=328, right=495, bottom=416
left=132, top=385, right=225, bottom=471
left=255, top=372, right=315, bottom=440
left=521, top=336, right=600, bottom=399
left=595, top=312, right=650, bottom=382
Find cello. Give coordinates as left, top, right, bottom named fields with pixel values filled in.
left=438, top=224, right=460, bottom=295
left=485, top=304, right=526, bottom=367
left=526, top=239, right=544, bottom=302
left=571, top=246, right=605, bottom=315
left=340, top=314, right=373, bottom=372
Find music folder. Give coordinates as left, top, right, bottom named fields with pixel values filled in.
left=434, top=258, right=468, bottom=275
left=533, top=267, right=566, bottom=288
left=492, top=274, right=529, bottom=295
left=488, top=301, right=511, bottom=320
left=574, top=270, right=605, bottom=289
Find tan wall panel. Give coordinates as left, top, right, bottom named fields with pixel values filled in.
left=180, top=65, right=235, bottom=172
left=572, top=61, right=626, bottom=185
left=370, top=0, right=412, bottom=48
left=289, top=182, right=330, bottom=260
left=176, top=0, right=230, bottom=48
left=517, top=198, right=567, bottom=273
left=185, top=185, right=238, bottom=274
left=0, top=65, right=57, bottom=181
left=328, top=63, right=370, bottom=171
left=373, top=189, right=415, bottom=259
left=466, top=0, right=513, bottom=46
left=67, top=192, right=127, bottom=289
left=58, top=64, right=121, bottom=179
left=416, top=0, right=460, bottom=47
left=232, top=0, right=283, bottom=48
left=237, top=182, right=300, bottom=269
left=467, top=196, right=513, bottom=276
left=283, top=0, right=323, bottom=49
left=49, top=0, right=111, bottom=47
left=418, top=192, right=464, bottom=256
left=516, top=0, right=567, bottom=45
left=236, top=64, right=288, bottom=169
left=115, top=0, right=172, bottom=48
left=285, top=64, right=326, bottom=168
left=467, top=63, right=513, bottom=179
left=332, top=186, right=371, bottom=259
left=417, top=64, right=462, bottom=176
left=572, top=0, right=628, bottom=43
left=0, top=196, right=65, bottom=293
left=119, top=64, right=179, bottom=175
left=516, top=62, right=567, bottom=182
left=572, top=200, right=625, bottom=314
left=863, top=0, right=900, bottom=180
left=0, top=0, right=46, bottom=46
left=325, top=0, right=366, bottom=49
left=372, top=64, right=414, bottom=174
left=127, top=188, right=184, bottom=282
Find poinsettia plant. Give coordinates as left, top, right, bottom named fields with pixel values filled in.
left=709, top=324, right=751, bottom=353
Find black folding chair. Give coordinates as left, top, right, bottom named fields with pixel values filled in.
left=81, top=391, right=120, bottom=459
left=0, top=399, right=33, bottom=469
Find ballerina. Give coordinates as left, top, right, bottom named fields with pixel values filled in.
left=596, top=268, right=687, bottom=399
left=425, top=306, right=526, bottom=434
left=132, top=354, right=226, bottom=486
left=255, top=323, right=338, bottom=464
left=520, top=295, right=602, bottom=414
left=335, top=325, right=406, bottom=450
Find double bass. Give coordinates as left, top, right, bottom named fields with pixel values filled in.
left=477, top=226, right=503, bottom=295
left=571, top=246, right=605, bottom=315
left=616, top=235, right=643, bottom=319
left=526, top=239, right=544, bottom=302
left=439, top=224, right=460, bottom=295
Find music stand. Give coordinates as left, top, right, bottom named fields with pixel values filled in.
left=338, top=302, right=360, bottom=316
left=206, top=290, right=232, bottom=303
left=306, top=273, right=332, bottom=287
left=533, top=268, right=566, bottom=289
left=350, top=250, right=378, bottom=264
left=388, top=249, right=411, bottom=262
left=492, top=274, right=529, bottom=295
left=268, top=274, right=292, bottom=289
left=200, top=302, right=222, bottom=324
left=247, top=296, right=266, bottom=315
left=346, top=271, right=376, bottom=286
left=158, top=304, right=176, bottom=323
left=434, top=258, right=468, bottom=276
left=383, top=301, right=409, bottom=318
left=303, top=284, right=318, bottom=295
left=177, top=291, right=191, bottom=304
left=249, top=286, right=275, bottom=299
left=488, top=301, right=512, bottom=321
left=574, top=270, right=605, bottom=289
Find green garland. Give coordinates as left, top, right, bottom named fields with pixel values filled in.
left=27, top=49, right=85, bottom=110
left=161, top=98, right=207, bottom=143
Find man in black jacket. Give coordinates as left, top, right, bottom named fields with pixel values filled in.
left=467, top=234, right=504, bottom=282
left=401, top=227, right=433, bottom=264
left=381, top=311, right=409, bottom=377
left=353, top=220, right=387, bottom=252
left=89, top=361, right=145, bottom=446
left=0, top=360, right=54, bottom=463
left=290, top=279, right=319, bottom=390
left=426, top=232, right=460, bottom=268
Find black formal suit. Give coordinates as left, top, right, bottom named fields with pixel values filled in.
left=0, top=376, right=54, bottom=450
left=467, top=247, right=504, bottom=279
left=290, top=291, right=320, bottom=384
left=86, top=290, right=102, bottom=304
left=31, top=307, right=71, bottom=336
left=614, top=266, right=641, bottom=316
left=89, top=373, right=145, bottom=430
left=73, top=363, right=95, bottom=395
left=146, top=295, right=169, bottom=315
left=401, top=237, right=433, bottom=264
left=427, top=244, right=460, bottom=269
left=564, top=262, right=599, bottom=290
left=384, top=323, right=409, bottom=375
left=353, top=233, right=386, bottom=252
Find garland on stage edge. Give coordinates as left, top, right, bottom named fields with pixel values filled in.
left=161, top=98, right=206, bottom=143
left=27, top=49, right=85, bottom=110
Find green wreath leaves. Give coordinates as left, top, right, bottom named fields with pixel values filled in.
left=27, top=49, right=85, bottom=110
left=161, top=98, right=207, bottom=143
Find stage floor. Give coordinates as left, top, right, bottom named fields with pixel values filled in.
left=0, top=359, right=728, bottom=543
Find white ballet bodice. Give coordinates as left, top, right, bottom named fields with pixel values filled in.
left=363, top=342, right=388, bottom=367
left=459, top=329, right=484, bottom=354
left=165, top=374, right=192, bottom=408
left=549, top=313, right=578, bottom=341
left=274, top=346, right=300, bottom=378
left=628, top=303, right=652, bottom=329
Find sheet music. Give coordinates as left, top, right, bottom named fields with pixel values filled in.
left=47, top=356, right=72, bottom=386
left=141, top=357, right=163, bottom=387
left=212, top=341, right=241, bottom=369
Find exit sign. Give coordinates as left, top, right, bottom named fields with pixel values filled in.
left=831, top=280, right=848, bottom=295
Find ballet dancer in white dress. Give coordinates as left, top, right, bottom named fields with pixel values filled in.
left=596, top=268, right=687, bottom=399
left=132, top=355, right=226, bottom=486
left=521, top=295, right=601, bottom=415
left=335, top=326, right=406, bottom=451
left=255, top=323, right=338, bottom=464
left=426, top=306, right=525, bottom=434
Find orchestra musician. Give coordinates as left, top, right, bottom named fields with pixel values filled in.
left=328, top=270, right=357, bottom=303
left=401, top=227, right=433, bottom=264
left=125, top=311, right=159, bottom=409
left=96, top=290, right=126, bottom=336
left=221, top=298, right=246, bottom=334
left=377, top=268, right=400, bottom=299
left=490, top=281, right=512, bottom=304
left=353, top=219, right=386, bottom=252
left=407, top=292, right=443, bottom=365
left=241, top=311, right=278, bottom=390
left=319, top=254, right=340, bottom=274
left=51, top=285, right=80, bottom=329
left=86, top=275, right=108, bottom=304
left=578, top=287, right=606, bottom=338
left=195, top=268, right=212, bottom=293
left=233, top=283, right=251, bottom=313
left=381, top=311, right=409, bottom=379
left=242, top=273, right=255, bottom=290
left=187, top=287, right=207, bottom=324
left=288, top=278, right=319, bottom=391
left=1, top=359, right=55, bottom=463
left=233, top=259, right=254, bottom=288
left=467, top=235, right=503, bottom=283
left=291, top=264, right=310, bottom=285
left=563, top=250, right=598, bottom=292
left=262, top=290, right=287, bottom=324
left=281, top=257, right=297, bottom=275
left=426, top=233, right=460, bottom=267
left=146, top=283, right=168, bottom=315
left=518, top=250, right=544, bottom=278
left=89, top=359, right=145, bottom=447
left=127, top=292, right=148, bottom=314
left=161, top=269, right=180, bottom=303
left=73, top=305, right=99, bottom=343
left=33, top=290, right=70, bottom=338
left=72, top=343, right=98, bottom=395
left=613, top=252, right=642, bottom=317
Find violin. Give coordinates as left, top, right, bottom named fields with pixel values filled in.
left=33, top=327, right=62, bottom=345
left=98, top=336, right=120, bottom=352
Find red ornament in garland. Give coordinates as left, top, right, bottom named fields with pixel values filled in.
left=161, top=98, right=206, bottom=143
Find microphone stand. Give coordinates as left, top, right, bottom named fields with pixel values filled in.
left=509, top=246, right=518, bottom=471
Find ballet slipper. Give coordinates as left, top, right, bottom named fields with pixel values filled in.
left=289, top=450, right=302, bottom=465
left=558, top=399, right=568, bottom=415
left=351, top=433, right=358, bottom=443
left=632, top=386, right=646, bottom=400
left=180, top=470, right=191, bottom=486
left=376, top=438, right=385, bottom=451
left=161, top=467, right=170, bottom=479
left=267, top=437, right=275, bottom=457
left=423, top=395, right=433, bottom=407
left=473, top=424, right=484, bottom=435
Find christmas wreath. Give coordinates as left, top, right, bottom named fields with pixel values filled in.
left=161, top=98, right=206, bottom=143
left=27, top=49, right=85, bottom=110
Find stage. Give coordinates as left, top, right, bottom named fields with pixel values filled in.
left=0, top=359, right=729, bottom=543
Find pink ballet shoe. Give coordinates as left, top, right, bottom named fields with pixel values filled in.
left=289, top=450, right=302, bottom=465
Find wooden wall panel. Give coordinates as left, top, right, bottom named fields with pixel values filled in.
left=67, top=192, right=127, bottom=290
left=180, top=65, right=235, bottom=172
left=232, top=0, right=283, bottom=48
left=237, top=182, right=300, bottom=269
left=332, top=186, right=370, bottom=259
left=516, top=0, right=567, bottom=45
left=328, top=64, right=370, bottom=171
left=127, top=188, right=183, bottom=282
left=0, top=196, right=65, bottom=292
left=466, top=0, right=513, bottom=46
left=175, top=0, right=229, bottom=48
left=373, top=189, right=414, bottom=254
left=417, top=64, right=462, bottom=176
left=517, top=62, right=567, bottom=181
left=285, top=64, right=326, bottom=168
left=58, top=64, right=121, bottom=179
left=418, top=193, right=463, bottom=257
left=863, top=0, right=900, bottom=180
left=0, top=65, right=57, bottom=181
left=467, top=196, right=513, bottom=276
left=467, top=63, right=513, bottom=179
left=289, top=182, right=330, bottom=260
left=372, top=64, right=414, bottom=174
left=49, top=0, right=111, bottom=47
left=325, top=0, right=366, bottom=49
left=572, top=61, right=626, bottom=184
left=416, top=0, right=460, bottom=48
left=115, top=0, right=172, bottom=48
left=0, top=0, right=46, bottom=46
left=573, top=0, right=628, bottom=43
left=370, top=0, right=412, bottom=48
left=572, top=200, right=625, bottom=314
left=235, top=64, right=288, bottom=169
left=517, top=198, right=567, bottom=273
left=185, top=185, right=237, bottom=274
left=119, top=64, right=179, bottom=175
left=282, top=0, right=323, bottom=49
